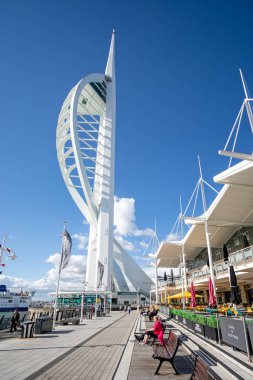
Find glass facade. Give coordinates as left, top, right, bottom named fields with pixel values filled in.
left=187, top=226, right=253, bottom=271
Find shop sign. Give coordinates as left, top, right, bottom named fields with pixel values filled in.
left=118, top=292, right=138, bottom=295
left=194, top=323, right=205, bottom=336
left=220, top=317, right=247, bottom=352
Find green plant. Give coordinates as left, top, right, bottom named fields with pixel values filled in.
left=207, top=315, right=218, bottom=328
left=195, top=315, right=207, bottom=326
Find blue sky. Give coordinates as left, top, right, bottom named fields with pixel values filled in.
left=0, top=0, right=253, bottom=298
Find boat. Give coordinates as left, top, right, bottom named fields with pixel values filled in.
left=0, top=285, right=34, bottom=312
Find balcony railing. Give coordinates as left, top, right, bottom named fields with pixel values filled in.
left=152, top=245, right=253, bottom=290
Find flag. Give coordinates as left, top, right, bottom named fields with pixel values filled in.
left=10, top=252, right=17, bottom=260
left=111, top=275, right=115, bottom=292
left=0, top=264, right=5, bottom=267
left=97, top=260, right=104, bottom=288
left=59, top=228, right=72, bottom=272
left=208, top=278, right=217, bottom=308
left=4, top=247, right=15, bottom=253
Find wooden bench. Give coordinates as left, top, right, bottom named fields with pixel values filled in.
left=59, top=317, right=80, bottom=325
left=191, top=355, right=222, bottom=380
left=152, top=331, right=180, bottom=375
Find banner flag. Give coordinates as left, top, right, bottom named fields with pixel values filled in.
left=59, top=228, right=72, bottom=272
left=111, top=275, right=116, bottom=292
left=97, top=260, right=104, bottom=288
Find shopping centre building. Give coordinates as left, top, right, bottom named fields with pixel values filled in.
left=153, top=158, right=253, bottom=305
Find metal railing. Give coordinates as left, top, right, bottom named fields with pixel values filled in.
left=154, top=245, right=253, bottom=289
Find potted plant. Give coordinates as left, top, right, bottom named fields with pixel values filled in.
left=204, top=315, right=218, bottom=341
left=246, top=318, right=253, bottom=353
left=193, top=314, right=207, bottom=336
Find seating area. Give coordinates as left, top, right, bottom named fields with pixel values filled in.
left=129, top=313, right=225, bottom=379
left=190, top=355, right=222, bottom=380
left=152, top=331, right=180, bottom=375
left=59, top=317, right=80, bottom=325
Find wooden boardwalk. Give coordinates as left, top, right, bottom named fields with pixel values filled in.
left=27, top=313, right=136, bottom=380
left=127, top=318, right=194, bottom=380
left=128, top=341, right=194, bottom=379
left=0, top=311, right=136, bottom=380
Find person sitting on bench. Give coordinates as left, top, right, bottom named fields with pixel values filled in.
left=148, top=306, right=158, bottom=321
left=141, top=315, right=164, bottom=345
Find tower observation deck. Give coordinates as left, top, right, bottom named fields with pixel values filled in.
left=56, top=31, right=153, bottom=296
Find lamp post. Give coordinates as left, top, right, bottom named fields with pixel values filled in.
left=80, top=281, right=87, bottom=322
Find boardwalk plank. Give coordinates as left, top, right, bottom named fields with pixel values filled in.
left=30, top=313, right=136, bottom=380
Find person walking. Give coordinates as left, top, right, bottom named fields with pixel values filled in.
left=89, top=304, right=93, bottom=319
left=9, top=309, right=20, bottom=334
left=127, top=305, right=131, bottom=314
left=124, top=304, right=127, bottom=313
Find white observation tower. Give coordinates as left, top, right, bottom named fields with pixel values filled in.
left=56, top=31, right=153, bottom=295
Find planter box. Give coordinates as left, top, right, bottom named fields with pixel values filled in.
left=185, top=318, right=194, bottom=330
left=205, top=325, right=218, bottom=341
left=247, top=323, right=253, bottom=353
left=178, top=315, right=183, bottom=323
left=194, top=322, right=205, bottom=336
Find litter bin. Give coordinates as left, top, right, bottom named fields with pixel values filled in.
left=21, top=321, right=35, bottom=338
left=34, top=316, right=53, bottom=334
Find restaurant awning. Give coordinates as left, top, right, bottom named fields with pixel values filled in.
left=156, top=159, right=253, bottom=268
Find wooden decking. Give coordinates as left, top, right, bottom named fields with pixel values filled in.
left=127, top=318, right=194, bottom=380
left=0, top=311, right=136, bottom=380
left=128, top=342, right=194, bottom=379
left=27, top=313, right=136, bottom=380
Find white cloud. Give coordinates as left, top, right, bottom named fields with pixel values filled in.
left=114, top=196, right=136, bottom=236
left=72, top=233, right=88, bottom=250
left=115, top=235, right=138, bottom=252
left=114, top=196, right=154, bottom=237
left=0, top=253, right=87, bottom=300
left=0, top=196, right=158, bottom=299
left=139, top=241, right=149, bottom=249
left=166, top=232, right=180, bottom=241
left=113, top=196, right=154, bottom=254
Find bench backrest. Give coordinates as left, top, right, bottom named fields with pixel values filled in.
left=191, top=355, right=216, bottom=380
left=164, top=331, right=179, bottom=358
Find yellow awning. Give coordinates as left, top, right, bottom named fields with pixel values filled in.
left=168, top=291, right=202, bottom=299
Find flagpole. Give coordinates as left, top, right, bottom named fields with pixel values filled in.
left=80, top=280, right=86, bottom=322
left=95, top=285, right=98, bottom=318
left=53, top=222, right=72, bottom=329
left=53, top=268, right=61, bottom=329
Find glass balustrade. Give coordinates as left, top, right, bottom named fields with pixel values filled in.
left=155, top=245, right=253, bottom=290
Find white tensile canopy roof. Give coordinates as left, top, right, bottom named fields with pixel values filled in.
left=156, top=159, right=253, bottom=268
